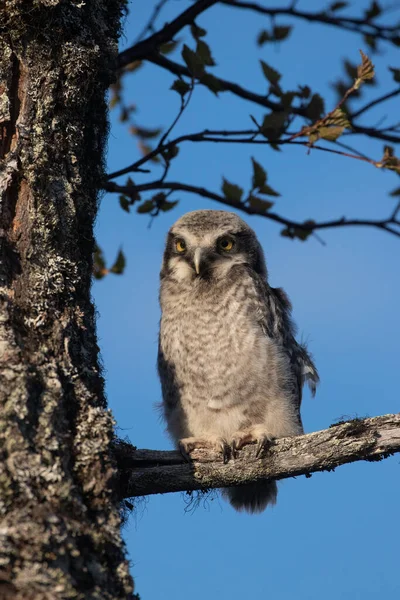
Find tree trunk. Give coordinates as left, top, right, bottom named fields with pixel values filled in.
left=0, top=2, right=133, bottom=598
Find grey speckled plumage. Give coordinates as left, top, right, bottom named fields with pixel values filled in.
left=158, top=210, right=318, bottom=513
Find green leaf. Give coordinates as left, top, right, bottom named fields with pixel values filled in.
left=270, top=143, right=282, bottom=152
left=110, top=250, right=126, bottom=275
left=160, top=40, right=179, bottom=55
left=162, top=145, right=179, bottom=161
left=109, top=96, right=119, bottom=110
left=356, top=51, right=375, bottom=85
left=281, top=227, right=295, bottom=239
left=379, top=146, right=400, bottom=173
left=139, top=141, right=160, bottom=163
left=257, top=25, right=291, bottom=45
left=281, top=91, right=295, bottom=109
left=124, top=60, right=142, bottom=73
left=222, top=178, right=243, bottom=203
left=260, top=60, right=281, bottom=86
left=344, top=59, right=358, bottom=80
left=93, top=244, right=107, bottom=280
left=160, top=200, right=179, bottom=212
left=257, top=30, right=270, bottom=46
left=133, top=126, right=162, bottom=139
left=260, top=111, right=287, bottom=140
left=251, top=157, right=267, bottom=188
left=171, top=79, right=190, bottom=97
left=305, top=94, right=325, bottom=121
left=363, top=34, right=377, bottom=52
left=297, top=85, right=311, bottom=99
left=309, top=125, right=345, bottom=143
left=332, top=78, right=352, bottom=100
left=296, top=223, right=314, bottom=241
left=365, top=0, right=381, bottom=20
left=389, top=187, right=400, bottom=196
left=196, top=40, right=215, bottom=67
left=329, top=2, right=348, bottom=10
left=259, top=184, right=280, bottom=197
left=273, top=25, right=292, bottom=41
left=119, top=195, right=130, bottom=212
left=248, top=196, right=274, bottom=212
left=181, top=44, right=205, bottom=77
left=191, top=22, right=207, bottom=39
left=389, top=67, right=400, bottom=83
left=383, top=145, right=394, bottom=158
left=119, top=107, right=129, bottom=123
left=281, top=223, right=314, bottom=241
left=325, top=108, right=351, bottom=128
left=137, top=200, right=155, bottom=214
left=200, top=73, right=224, bottom=95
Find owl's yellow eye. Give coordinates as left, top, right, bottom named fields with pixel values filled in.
left=218, top=237, right=234, bottom=251
left=175, top=239, right=186, bottom=253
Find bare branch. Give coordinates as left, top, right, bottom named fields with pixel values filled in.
left=106, top=128, right=386, bottom=180
left=220, top=1, right=400, bottom=42
left=103, top=180, right=400, bottom=239
left=114, top=413, right=400, bottom=499
left=347, top=123, right=400, bottom=144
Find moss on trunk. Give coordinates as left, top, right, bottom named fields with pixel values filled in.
left=0, top=1, right=133, bottom=597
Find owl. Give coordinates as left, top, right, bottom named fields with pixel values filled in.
left=158, top=210, right=318, bottom=513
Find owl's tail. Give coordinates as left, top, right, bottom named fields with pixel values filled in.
left=222, top=481, right=277, bottom=514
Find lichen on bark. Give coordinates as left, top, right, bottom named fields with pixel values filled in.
left=0, top=1, right=133, bottom=597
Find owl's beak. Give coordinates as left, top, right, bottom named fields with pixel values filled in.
left=193, top=248, right=202, bottom=275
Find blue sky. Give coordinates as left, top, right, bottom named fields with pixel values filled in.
left=95, top=2, right=400, bottom=598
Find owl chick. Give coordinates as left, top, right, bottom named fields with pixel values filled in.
left=158, top=210, right=318, bottom=513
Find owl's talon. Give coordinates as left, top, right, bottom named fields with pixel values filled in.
left=231, top=439, right=238, bottom=459
left=256, top=435, right=275, bottom=458
left=178, top=443, right=191, bottom=462
left=221, top=441, right=231, bottom=464
left=179, top=437, right=229, bottom=462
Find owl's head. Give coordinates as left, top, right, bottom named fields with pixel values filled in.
left=161, top=210, right=267, bottom=281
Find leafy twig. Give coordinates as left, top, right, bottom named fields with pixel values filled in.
left=118, top=0, right=219, bottom=70
left=103, top=180, right=400, bottom=240
left=142, top=53, right=400, bottom=145
left=106, top=126, right=395, bottom=181
left=159, top=78, right=195, bottom=148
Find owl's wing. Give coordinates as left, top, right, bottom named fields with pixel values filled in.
left=252, top=274, right=319, bottom=404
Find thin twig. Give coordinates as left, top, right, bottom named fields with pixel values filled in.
left=390, top=199, right=400, bottom=221
left=106, top=126, right=388, bottom=181
left=133, top=0, right=169, bottom=45
left=351, top=88, right=400, bottom=120
left=158, top=78, right=195, bottom=147
left=220, top=1, right=400, bottom=41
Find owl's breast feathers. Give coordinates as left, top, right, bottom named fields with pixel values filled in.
left=159, top=265, right=318, bottom=413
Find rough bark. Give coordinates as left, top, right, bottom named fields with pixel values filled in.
left=0, top=2, right=133, bottom=598
left=115, top=414, right=400, bottom=498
